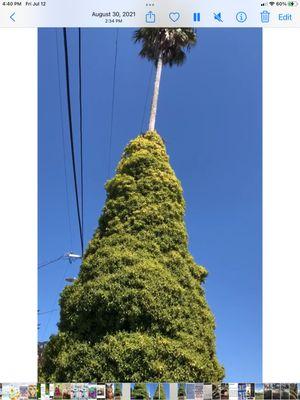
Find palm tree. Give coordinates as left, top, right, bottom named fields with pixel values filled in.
left=134, top=28, right=197, bottom=132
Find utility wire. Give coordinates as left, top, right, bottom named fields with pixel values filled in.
left=78, top=28, right=84, bottom=247
left=55, top=29, right=73, bottom=251
left=38, top=252, right=81, bottom=270
left=38, top=255, right=65, bottom=270
left=38, top=309, right=58, bottom=316
left=41, top=260, right=70, bottom=339
left=63, top=28, right=84, bottom=256
left=107, top=28, right=119, bottom=179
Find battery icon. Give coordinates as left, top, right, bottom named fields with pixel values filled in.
left=288, top=1, right=298, bottom=5
left=261, top=10, right=270, bottom=22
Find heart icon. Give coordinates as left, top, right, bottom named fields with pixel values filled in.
left=169, top=12, right=180, bottom=22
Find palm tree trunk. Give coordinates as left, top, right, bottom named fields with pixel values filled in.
left=149, top=52, right=163, bottom=131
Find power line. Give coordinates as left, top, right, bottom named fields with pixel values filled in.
left=55, top=29, right=73, bottom=251
left=78, top=28, right=84, bottom=247
left=41, top=260, right=70, bottom=339
left=63, top=28, right=84, bottom=256
left=38, top=309, right=58, bottom=316
left=38, top=251, right=81, bottom=337
left=38, top=255, right=64, bottom=270
left=107, top=28, right=119, bottom=179
left=38, top=252, right=82, bottom=270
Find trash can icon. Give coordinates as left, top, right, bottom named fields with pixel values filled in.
left=261, top=10, right=270, bottom=23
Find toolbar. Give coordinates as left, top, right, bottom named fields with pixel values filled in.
left=0, top=0, right=299, bottom=27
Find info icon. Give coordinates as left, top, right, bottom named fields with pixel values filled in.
left=236, top=11, right=247, bottom=22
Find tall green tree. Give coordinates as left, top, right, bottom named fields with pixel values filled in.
left=131, top=384, right=149, bottom=400
left=134, top=28, right=197, bottom=131
left=40, top=131, right=224, bottom=382
left=153, top=384, right=166, bottom=400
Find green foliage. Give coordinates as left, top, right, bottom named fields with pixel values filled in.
left=133, top=29, right=197, bottom=67
left=153, top=384, right=166, bottom=400
left=40, top=131, right=224, bottom=382
left=132, top=384, right=149, bottom=400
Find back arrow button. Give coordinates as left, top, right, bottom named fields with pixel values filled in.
left=10, top=12, right=16, bottom=22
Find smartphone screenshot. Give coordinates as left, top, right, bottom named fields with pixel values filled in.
left=0, top=0, right=299, bottom=395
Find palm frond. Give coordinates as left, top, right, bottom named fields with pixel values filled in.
left=133, top=28, right=197, bottom=67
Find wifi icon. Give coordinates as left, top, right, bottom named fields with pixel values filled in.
left=269, top=1, right=275, bottom=5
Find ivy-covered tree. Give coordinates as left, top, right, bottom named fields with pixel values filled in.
left=132, top=384, right=149, bottom=400
left=153, top=384, right=166, bottom=400
left=40, top=131, right=224, bottom=382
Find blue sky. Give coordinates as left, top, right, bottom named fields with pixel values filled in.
left=38, top=28, right=262, bottom=381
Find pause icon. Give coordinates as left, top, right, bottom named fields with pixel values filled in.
left=193, top=12, right=201, bottom=22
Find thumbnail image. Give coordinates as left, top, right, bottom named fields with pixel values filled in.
left=0, top=384, right=2, bottom=400
left=221, top=385, right=229, bottom=400
left=281, top=385, right=290, bottom=400
left=187, top=385, right=195, bottom=400
left=38, top=27, right=262, bottom=382
left=20, top=386, right=29, bottom=400
left=2, top=385, right=20, bottom=400
left=229, top=384, right=238, bottom=400
left=238, top=385, right=246, bottom=400
left=71, top=384, right=84, bottom=400
left=272, top=384, right=280, bottom=400
left=131, top=384, right=148, bottom=400
left=83, top=385, right=90, bottom=400
left=36, top=385, right=40, bottom=400
left=46, top=384, right=51, bottom=400
left=88, top=386, right=97, bottom=400
left=297, top=385, right=300, bottom=400
left=113, top=385, right=122, bottom=400
left=130, top=383, right=169, bottom=400
left=153, top=384, right=169, bottom=400
left=204, top=386, right=212, bottom=400
left=62, top=385, right=71, bottom=400
left=178, top=384, right=187, bottom=400
left=264, top=385, right=272, bottom=400
left=254, top=385, right=263, bottom=400
left=246, top=385, right=254, bottom=400
left=1, top=385, right=8, bottom=400
left=45, top=384, right=51, bottom=400
left=28, top=386, right=36, bottom=400
left=212, top=385, right=221, bottom=400
left=195, top=384, right=204, bottom=400
left=290, top=385, right=297, bottom=400
left=70, top=384, right=77, bottom=400
left=49, top=385, right=54, bottom=400
left=105, top=385, right=113, bottom=400
left=54, top=385, right=62, bottom=400
left=40, top=385, right=45, bottom=400
left=96, top=386, right=105, bottom=400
